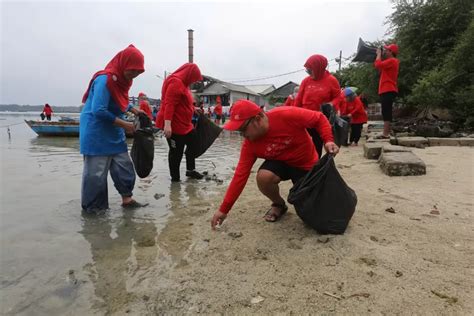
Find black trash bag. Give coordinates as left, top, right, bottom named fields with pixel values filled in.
left=186, top=113, right=222, bottom=158
left=40, top=113, right=45, bottom=120
left=321, top=103, right=336, bottom=125
left=333, top=116, right=350, bottom=147
left=287, top=154, right=357, bottom=234
left=131, top=114, right=155, bottom=178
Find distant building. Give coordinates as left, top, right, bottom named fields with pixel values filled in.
left=193, top=76, right=272, bottom=107
left=244, top=84, right=276, bottom=96
left=263, top=81, right=299, bottom=107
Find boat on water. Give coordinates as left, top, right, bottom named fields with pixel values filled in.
left=24, top=118, right=140, bottom=137
left=25, top=120, right=80, bottom=136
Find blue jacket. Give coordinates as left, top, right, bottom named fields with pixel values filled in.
left=80, top=75, right=130, bottom=155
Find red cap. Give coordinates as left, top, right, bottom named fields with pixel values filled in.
left=223, top=100, right=262, bottom=131
left=384, top=44, right=399, bottom=55
left=138, top=92, right=146, bottom=98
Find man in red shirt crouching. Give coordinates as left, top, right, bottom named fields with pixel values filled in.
left=211, top=100, right=339, bottom=229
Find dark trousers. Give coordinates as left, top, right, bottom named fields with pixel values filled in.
left=307, top=128, right=324, bottom=158
left=350, top=124, right=363, bottom=144
left=166, top=131, right=196, bottom=181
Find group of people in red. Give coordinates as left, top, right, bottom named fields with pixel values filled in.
left=78, top=43, right=399, bottom=228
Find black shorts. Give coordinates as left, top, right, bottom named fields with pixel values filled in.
left=259, top=160, right=308, bottom=183
left=215, top=114, right=222, bottom=120
left=380, top=92, right=397, bottom=122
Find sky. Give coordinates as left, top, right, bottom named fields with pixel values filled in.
left=0, top=0, right=394, bottom=106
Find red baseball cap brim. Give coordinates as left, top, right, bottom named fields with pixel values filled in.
left=223, top=119, right=245, bottom=131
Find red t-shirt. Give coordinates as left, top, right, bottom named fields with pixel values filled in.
left=374, top=57, right=399, bottom=94
left=219, top=107, right=334, bottom=214
left=155, top=77, right=194, bottom=135
left=346, top=97, right=368, bottom=124
left=294, top=73, right=340, bottom=112
left=139, top=100, right=153, bottom=120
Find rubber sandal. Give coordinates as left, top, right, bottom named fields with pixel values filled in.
left=264, top=202, right=288, bottom=222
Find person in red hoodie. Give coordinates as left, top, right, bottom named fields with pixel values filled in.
left=155, top=63, right=204, bottom=182
left=42, top=103, right=53, bottom=121
left=283, top=86, right=299, bottom=107
left=210, top=100, right=339, bottom=229
left=343, top=88, right=368, bottom=146
left=214, top=96, right=223, bottom=124
left=138, top=92, right=153, bottom=120
left=374, top=44, right=399, bottom=138
left=294, top=54, right=341, bottom=157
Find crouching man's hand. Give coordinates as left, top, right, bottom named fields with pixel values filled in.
left=211, top=211, right=227, bottom=230
left=324, top=141, right=339, bottom=156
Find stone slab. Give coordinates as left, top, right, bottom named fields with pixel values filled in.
left=382, top=144, right=413, bottom=153
left=367, top=137, right=391, bottom=143
left=363, top=143, right=383, bottom=159
left=427, top=137, right=461, bottom=146
left=459, top=138, right=474, bottom=146
left=379, top=152, right=426, bottom=176
left=397, top=137, right=429, bottom=148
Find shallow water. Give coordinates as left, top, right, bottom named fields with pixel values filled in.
left=0, top=113, right=242, bottom=315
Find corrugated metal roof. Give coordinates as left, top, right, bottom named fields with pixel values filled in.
left=264, top=81, right=299, bottom=98
left=245, top=84, right=276, bottom=94
left=199, top=81, right=260, bottom=96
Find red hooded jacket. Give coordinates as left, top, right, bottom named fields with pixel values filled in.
left=346, top=96, right=368, bottom=124
left=82, top=45, right=145, bottom=112
left=155, top=63, right=203, bottom=135
left=294, top=55, right=340, bottom=111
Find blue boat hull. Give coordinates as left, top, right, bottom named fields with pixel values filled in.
left=25, top=120, right=79, bottom=136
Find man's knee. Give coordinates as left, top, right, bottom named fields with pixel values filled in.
left=256, top=169, right=281, bottom=186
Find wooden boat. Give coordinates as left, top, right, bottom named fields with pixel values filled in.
left=24, top=120, right=138, bottom=137
left=25, top=120, right=80, bottom=136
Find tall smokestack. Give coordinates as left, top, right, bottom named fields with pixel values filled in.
left=187, top=29, right=194, bottom=63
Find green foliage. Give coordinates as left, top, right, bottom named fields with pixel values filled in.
left=340, top=0, right=474, bottom=126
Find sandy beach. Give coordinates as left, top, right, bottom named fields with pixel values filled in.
left=108, top=143, right=474, bottom=315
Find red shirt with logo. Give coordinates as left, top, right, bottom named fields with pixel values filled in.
left=374, top=57, right=399, bottom=94
left=219, top=107, right=334, bottom=214
left=294, top=73, right=340, bottom=112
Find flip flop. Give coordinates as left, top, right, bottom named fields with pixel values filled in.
left=122, top=200, right=149, bottom=209
left=264, top=202, right=288, bottom=222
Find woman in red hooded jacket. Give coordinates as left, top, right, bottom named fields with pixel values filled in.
left=156, top=63, right=204, bottom=182
left=294, top=54, right=341, bottom=157
left=343, top=88, right=368, bottom=146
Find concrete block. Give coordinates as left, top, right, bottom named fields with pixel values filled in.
left=379, top=152, right=426, bottom=176
left=397, top=137, right=429, bottom=148
left=367, top=137, right=390, bottom=143
left=427, top=137, right=461, bottom=146
left=459, top=138, right=474, bottom=146
left=363, top=143, right=383, bottom=159
left=382, top=144, right=413, bottom=153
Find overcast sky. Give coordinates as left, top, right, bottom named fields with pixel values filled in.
left=1, top=0, right=394, bottom=106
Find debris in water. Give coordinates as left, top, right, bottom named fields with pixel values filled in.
left=154, top=193, right=165, bottom=200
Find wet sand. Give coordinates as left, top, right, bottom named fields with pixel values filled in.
left=1, top=114, right=473, bottom=315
